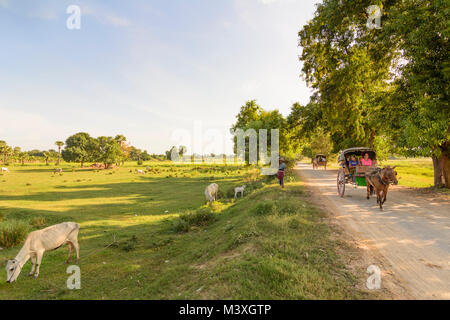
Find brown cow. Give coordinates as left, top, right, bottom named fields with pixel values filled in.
left=365, top=166, right=398, bottom=210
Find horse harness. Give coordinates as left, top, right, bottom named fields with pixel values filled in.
left=368, top=168, right=390, bottom=186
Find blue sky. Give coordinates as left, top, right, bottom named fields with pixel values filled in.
left=0, top=0, right=319, bottom=154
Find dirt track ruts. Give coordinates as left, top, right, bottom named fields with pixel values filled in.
left=295, top=163, right=450, bottom=299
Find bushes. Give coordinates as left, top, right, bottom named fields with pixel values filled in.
left=30, top=216, right=46, bottom=228
left=251, top=200, right=276, bottom=216
left=172, top=207, right=216, bottom=233
left=0, top=220, right=30, bottom=248
left=226, top=187, right=236, bottom=198
left=172, top=218, right=190, bottom=233
left=251, top=200, right=300, bottom=216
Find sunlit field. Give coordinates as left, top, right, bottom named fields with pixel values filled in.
left=381, top=158, right=434, bottom=188
left=0, top=162, right=374, bottom=299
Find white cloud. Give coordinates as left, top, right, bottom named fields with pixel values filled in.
left=80, top=4, right=131, bottom=28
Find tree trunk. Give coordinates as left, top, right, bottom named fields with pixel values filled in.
left=368, top=130, right=376, bottom=149
left=432, top=156, right=442, bottom=187
left=432, top=153, right=450, bottom=188
left=45, top=157, right=49, bottom=165
left=438, top=152, right=449, bottom=188
left=81, top=161, right=84, bottom=168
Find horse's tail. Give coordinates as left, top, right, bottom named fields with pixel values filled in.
left=369, top=184, right=374, bottom=195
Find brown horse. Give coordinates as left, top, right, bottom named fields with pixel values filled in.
left=312, top=158, right=318, bottom=169
left=312, top=157, right=327, bottom=170
left=365, top=166, right=398, bottom=210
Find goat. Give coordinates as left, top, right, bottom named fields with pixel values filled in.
left=234, top=185, right=246, bottom=199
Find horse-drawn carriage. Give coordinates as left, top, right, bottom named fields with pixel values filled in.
left=336, top=147, right=377, bottom=197
left=336, top=147, right=398, bottom=210
left=312, top=154, right=327, bottom=170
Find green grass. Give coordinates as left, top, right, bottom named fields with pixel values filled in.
left=0, top=162, right=371, bottom=299
left=380, top=158, right=434, bottom=188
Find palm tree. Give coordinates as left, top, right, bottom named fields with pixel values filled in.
left=0, top=140, right=7, bottom=163
left=55, top=141, right=64, bottom=165
left=0, top=142, right=12, bottom=164
left=43, top=152, right=50, bottom=166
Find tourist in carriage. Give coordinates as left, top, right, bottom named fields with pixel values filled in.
left=360, top=152, right=373, bottom=166
left=348, top=155, right=358, bottom=182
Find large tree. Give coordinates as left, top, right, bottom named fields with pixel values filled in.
left=95, top=136, right=123, bottom=169
left=114, top=134, right=129, bottom=165
left=380, top=0, right=450, bottom=187
left=62, top=132, right=96, bottom=167
left=231, top=100, right=296, bottom=162
left=298, top=0, right=395, bottom=151
left=296, top=0, right=449, bottom=187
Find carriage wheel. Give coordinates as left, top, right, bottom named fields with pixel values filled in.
left=337, top=169, right=345, bottom=197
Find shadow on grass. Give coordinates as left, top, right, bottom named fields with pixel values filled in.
left=0, top=176, right=246, bottom=225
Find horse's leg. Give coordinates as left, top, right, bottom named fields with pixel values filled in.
left=366, top=182, right=370, bottom=200
left=382, top=186, right=388, bottom=204
left=378, top=190, right=383, bottom=210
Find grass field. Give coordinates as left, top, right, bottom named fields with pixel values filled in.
left=380, top=158, right=435, bottom=188
left=0, top=162, right=373, bottom=299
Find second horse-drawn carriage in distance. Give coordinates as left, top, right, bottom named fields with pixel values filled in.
left=336, top=147, right=378, bottom=197
left=312, top=154, right=327, bottom=170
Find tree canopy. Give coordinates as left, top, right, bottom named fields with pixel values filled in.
left=292, top=0, right=449, bottom=187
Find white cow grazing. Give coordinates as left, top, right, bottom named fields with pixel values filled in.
left=136, top=169, right=145, bottom=174
left=205, top=183, right=219, bottom=204
left=234, top=185, right=246, bottom=199
left=54, top=168, right=63, bottom=174
left=1, top=167, right=8, bottom=173
left=6, top=222, right=80, bottom=282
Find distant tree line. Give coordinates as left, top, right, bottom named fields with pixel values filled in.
left=0, top=134, right=163, bottom=168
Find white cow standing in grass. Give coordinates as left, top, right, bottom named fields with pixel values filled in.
left=136, top=169, right=145, bottom=174
left=54, top=168, right=62, bottom=174
left=234, top=185, right=246, bottom=199
left=1, top=167, right=8, bottom=173
left=6, top=222, right=80, bottom=283
left=205, top=183, right=219, bottom=204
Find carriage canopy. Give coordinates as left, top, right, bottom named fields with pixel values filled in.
left=337, top=147, right=376, bottom=163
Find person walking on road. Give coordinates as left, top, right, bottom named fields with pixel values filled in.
left=277, top=157, right=286, bottom=188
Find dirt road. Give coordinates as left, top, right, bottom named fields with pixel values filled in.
left=295, top=163, right=450, bottom=299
